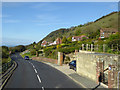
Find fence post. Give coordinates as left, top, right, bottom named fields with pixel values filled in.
left=91, top=44, right=93, bottom=52
left=82, top=44, right=84, bottom=50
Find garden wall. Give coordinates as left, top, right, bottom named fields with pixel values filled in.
left=32, top=56, right=58, bottom=64
left=76, top=50, right=120, bottom=88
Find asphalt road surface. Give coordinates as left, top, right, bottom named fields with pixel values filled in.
left=4, top=53, right=83, bottom=89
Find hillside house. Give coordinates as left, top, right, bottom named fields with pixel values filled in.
left=72, top=35, right=88, bottom=41
left=41, top=40, right=48, bottom=46
left=55, top=38, right=62, bottom=44
left=99, top=28, right=118, bottom=39
left=49, top=38, right=62, bottom=46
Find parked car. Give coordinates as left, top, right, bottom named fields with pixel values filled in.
left=69, top=60, right=76, bottom=71
left=24, top=56, right=29, bottom=60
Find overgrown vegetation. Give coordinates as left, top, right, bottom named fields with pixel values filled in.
left=22, top=11, right=119, bottom=60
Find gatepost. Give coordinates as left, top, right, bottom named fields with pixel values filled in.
left=58, top=52, right=63, bottom=66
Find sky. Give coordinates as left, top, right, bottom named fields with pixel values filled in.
left=2, top=2, right=118, bottom=46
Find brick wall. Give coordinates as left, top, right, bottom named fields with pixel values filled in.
left=32, top=56, right=58, bottom=64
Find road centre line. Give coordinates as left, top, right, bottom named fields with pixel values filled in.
left=37, top=74, right=42, bottom=83
left=42, top=87, right=44, bottom=90
left=29, top=62, right=42, bottom=84
left=34, top=69, right=37, bottom=73
left=32, top=64, right=35, bottom=68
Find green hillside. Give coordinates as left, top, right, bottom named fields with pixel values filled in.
left=39, top=11, right=118, bottom=43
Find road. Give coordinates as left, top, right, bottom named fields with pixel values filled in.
left=4, top=53, right=83, bottom=89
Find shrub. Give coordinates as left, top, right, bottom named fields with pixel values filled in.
left=30, top=49, right=36, bottom=55
left=58, top=47, right=77, bottom=54
left=2, top=46, right=9, bottom=58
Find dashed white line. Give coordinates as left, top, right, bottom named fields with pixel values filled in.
left=42, top=87, right=44, bottom=90
left=29, top=62, right=42, bottom=84
left=32, top=65, right=35, bottom=68
left=34, top=69, right=37, bottom=73
left=37, top=74, right=42, bottom=83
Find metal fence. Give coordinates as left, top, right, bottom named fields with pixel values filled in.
left=2, top=60, right=13, bottom=73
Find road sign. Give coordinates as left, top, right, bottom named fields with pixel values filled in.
left=109, top=66, right=112, bottom=70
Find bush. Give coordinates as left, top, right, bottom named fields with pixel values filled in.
left=2, top=46, right=9, bottom=58
left=44, top=47, right=53, bottom=57
left=58, top=47, right=77, bottom=54
left=30, top=49, right=36, bottom=55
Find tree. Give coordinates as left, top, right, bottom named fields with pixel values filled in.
left=67, top=36, right=72, bottom=42
left=2, top=46, right=9, bottom=58
left=62, top=37, right=67, bottom=43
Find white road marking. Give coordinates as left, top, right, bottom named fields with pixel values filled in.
left=42, top=87, right=44, bottom=90
left=29, top=62, right=42, bottom=84
left=29, top=62, right=35, bottom=68
left=34, top=69, right=37, bottom=73
left=32, top=65, right=35, bottom=68
left=37, top=74, right=41, bottom=83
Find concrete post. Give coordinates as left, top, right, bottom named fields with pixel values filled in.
left=75, top=49, right=78, bottom=55
left=58, top=52, right=63, bottom=66
left=91, top=44, right=93, bottom=52
left=82, top=44, right=84, bottom=50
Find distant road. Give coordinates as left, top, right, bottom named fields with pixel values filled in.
left=4, top=53, right=83, bottom=89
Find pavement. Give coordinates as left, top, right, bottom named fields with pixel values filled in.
left=4, top=53, right=83, bottom=89
left=37, top=60, right=109, bottom=90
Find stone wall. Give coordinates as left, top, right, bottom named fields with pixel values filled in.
left=32, top=57, right=58, bottom=64
left=77, top=52, right=97, bottom=81
left=76, top=51, right=120, bottom=88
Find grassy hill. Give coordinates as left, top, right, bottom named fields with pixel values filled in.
left=38, top=11, right=118, bottom=43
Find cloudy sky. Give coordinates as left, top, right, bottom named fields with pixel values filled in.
left=2, top=2, right=118, bottom=46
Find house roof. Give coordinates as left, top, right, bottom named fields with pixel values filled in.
left=100, top=28, right=118, bottom=32
left=73, top=35, right=88, bottom=39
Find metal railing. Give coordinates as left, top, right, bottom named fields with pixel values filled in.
left=2, top=60, right=13, bottom=73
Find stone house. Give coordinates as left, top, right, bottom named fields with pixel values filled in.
left=99, top=28, right=118, bottom=39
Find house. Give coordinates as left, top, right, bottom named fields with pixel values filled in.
left=72, top=35, right=88, bottom=41
left=49, top=38, right=62, bottom=46
left=99, top=28, right=118, bottom=39
left=55, top=38, right=62, bottom=44
left=41, top=40, right=48, bottom=46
